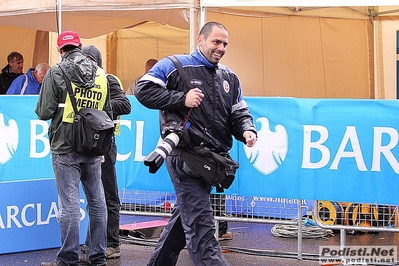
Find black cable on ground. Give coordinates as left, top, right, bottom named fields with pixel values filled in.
left=120, top=228, right=399, bottom=265
left=120, top=235, right=320, bottom=261
left=120, top=235, right=158, bottom=247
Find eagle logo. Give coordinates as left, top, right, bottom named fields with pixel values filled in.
left=0, top=113, right=19, bottom=165
left=244, top=117, right=288, bottom=175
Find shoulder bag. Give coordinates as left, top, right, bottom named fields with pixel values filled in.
left=60, top=67, right=114, bottom=156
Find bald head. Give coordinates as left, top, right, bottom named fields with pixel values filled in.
left=34, top=62, right=50, bottom=84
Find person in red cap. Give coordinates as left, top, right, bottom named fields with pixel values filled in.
left=57, top=30, right=81, bottom=48
left=36, top=30, right=111, bottom=266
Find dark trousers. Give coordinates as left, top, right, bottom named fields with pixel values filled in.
left=101, top=141, right=120, bottom=248
left=148, top=155, right=229, bottom=266
left=210, top=194, right=228, bottom=236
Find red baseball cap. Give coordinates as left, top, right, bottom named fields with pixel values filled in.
left=57, top=30, right=81, bottom=49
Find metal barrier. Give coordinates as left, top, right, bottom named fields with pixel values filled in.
left=313, top=200, right=399, bottom=248
left=119, top=191, right=399, bottom=262
left=119, top=189, right=325, bottom=260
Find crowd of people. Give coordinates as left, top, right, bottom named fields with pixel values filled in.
left=3, top=21, right=258, bottom=266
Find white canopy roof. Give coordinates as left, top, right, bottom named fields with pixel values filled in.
left=0, top=0, right=194, bottom=38
left=201, top=0, right=398, bottom=7
left=0, top=0, right=398, bottom=99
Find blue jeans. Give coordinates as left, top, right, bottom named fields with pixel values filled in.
left=52, top=152, right=107, bottom=266
left=148, top=155, right=229, bottom=266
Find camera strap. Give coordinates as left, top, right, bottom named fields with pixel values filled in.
left=168, top=56, right=194, bottom=93
left=167, top=56, right=194, bottom=129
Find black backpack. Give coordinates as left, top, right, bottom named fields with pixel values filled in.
left=60, top=67, right=114, bottom=156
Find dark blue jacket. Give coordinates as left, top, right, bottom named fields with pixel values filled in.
left=135, top=48, right=257, bottom=153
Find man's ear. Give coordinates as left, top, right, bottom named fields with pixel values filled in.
left=198, top=35, right=204, bottom=45
left=58, top=48, right=65, bottom=57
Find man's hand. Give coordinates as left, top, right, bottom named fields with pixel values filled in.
left=185, top=88, right=204, bottom=108
left=243, top=131, right=257, bottom=147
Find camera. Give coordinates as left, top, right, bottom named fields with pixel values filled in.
left=144, top=122, right=184, bottom=173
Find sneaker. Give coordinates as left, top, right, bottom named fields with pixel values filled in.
left=81, top=244, right=87, bottom=253
left=40, top=263, right=58, bottom=266
left=218, top=231, right=233, bottom=241
left=79, top=256, right=90, bottom=265
left=79, top=256, right=107, bottom=266
left=106, top=246, right=121, bottom=259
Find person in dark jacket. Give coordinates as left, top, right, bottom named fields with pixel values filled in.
left=81, top=44, right=132, bottom=260
left=36, top=31, right=112, bottom=266
left=0, top=51, right=24, bottom=94
left=135, top=21, right=258, bottom=266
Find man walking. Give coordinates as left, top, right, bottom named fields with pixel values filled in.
left=135, top=21, right=257, bottom=266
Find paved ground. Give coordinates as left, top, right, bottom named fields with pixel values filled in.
left=1, top=214, right=398, bottom=266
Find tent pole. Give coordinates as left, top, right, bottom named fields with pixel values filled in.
left=58, top=0, right=62, bottom=34
left=190, top=7, right=197, bottom=52
left=200, top=6, right=207, bottom=28
left=56, top=0, right=62, bottom=62
left=196, top=5, right=207, bottom=52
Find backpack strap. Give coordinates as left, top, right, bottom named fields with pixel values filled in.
left=58, top=66, right=79, bottom=116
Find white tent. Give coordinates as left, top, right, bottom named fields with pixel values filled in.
left=0, top=0, right=193, bottom=37
left=1, top=0, right=399, bottom=98
left=199, top=2, right=399, bottom=98
left=0, top=0, right=196, bottom=89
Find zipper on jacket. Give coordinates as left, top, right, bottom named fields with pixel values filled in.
left=211, top=70, right=216, bottom=133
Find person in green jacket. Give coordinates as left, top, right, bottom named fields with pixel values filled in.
left=36, top=30, right=111, bottom=266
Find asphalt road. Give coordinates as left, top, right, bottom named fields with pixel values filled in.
left=1, top=214, right=398, bottom=266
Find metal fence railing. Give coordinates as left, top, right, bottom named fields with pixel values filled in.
left=119, top=189, right=311, bottom=223
left=119, top=191, right=399, bottom=262
left=313, top=200, right=399, bottom=249
left=119, top=190, right=320, bottom=260
left=314, top=200, right=399, bottom=232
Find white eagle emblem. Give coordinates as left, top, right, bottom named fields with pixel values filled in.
left=0, top=113, right=19, bottom=164
left=244, top=117, right=288, bottom=175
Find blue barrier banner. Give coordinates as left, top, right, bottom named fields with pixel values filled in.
left=2, top=95, right=399, bottom=253
left=397, top=30, right=399, bottom=99
left=0, top=179, right=88, bottom=254
left=241, top=97, right=399, bottom=205
left=2, top=96, right=399, bottom=203
left=0, top=96, right=53, bottom=182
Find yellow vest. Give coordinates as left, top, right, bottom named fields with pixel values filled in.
left=108, top=73, right=124, bottom=136
left=63, top=68, right=108, bottom=123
